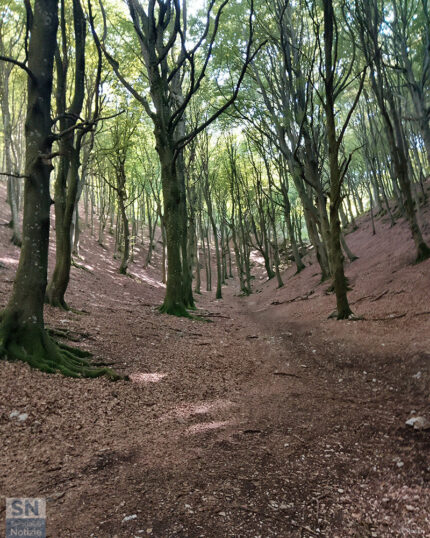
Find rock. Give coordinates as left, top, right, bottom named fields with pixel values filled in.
left=122, top=514, right=138, bottom=523
left=412, top=371, right=422, bottom=379
left=9, top=410, right=28, bottom=421
left=406, top=416, right=430, bottom=430
left=413, top=417, right=430, bottom=430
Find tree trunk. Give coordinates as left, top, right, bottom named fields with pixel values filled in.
left=281, top=183, right=305, bottom=273
left=0, top=56, right=21, bottom=246
left=46, top=0, right=86, bottom=308
left=118, top=191, right=130, bottom=275
left=0, top=0, right=117, bottom=379
left=46, top=145, right=81, bottom=307
left=157, top=139, right=188, bottom=315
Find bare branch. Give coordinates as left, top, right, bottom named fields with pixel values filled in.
left=0, top=55, right=36, bottom=82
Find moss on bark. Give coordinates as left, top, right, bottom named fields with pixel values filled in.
left=0, top=312, right=122, bottom=380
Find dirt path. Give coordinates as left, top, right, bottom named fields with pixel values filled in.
left=1, top=182, right=430, bottom=536
left=1, top=277, right=429, bottom=537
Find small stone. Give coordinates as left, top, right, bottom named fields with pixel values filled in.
left=218, top=511, right=226, bottom=517
left=413, top=417, right=430, bottom=430
left=9, top=410, right=19, bottom=419
left=412, top=371, right=422, bottom=379
left=396, top=461, right=404, bottom=468
left=18, top=413, right=28, bottom=421
left=405, top=416, right=430, bottom=430
left=146, top=529, right=153, bottom=534
left=405, top=505, right=415, bottom=512
left=122, top=514, right=137, bottom=523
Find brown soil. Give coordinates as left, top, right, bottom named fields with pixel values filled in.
left=1, top=182, right=430, bottom=537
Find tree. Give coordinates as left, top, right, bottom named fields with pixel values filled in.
left=0, top=3, right=24, bottom=246
left=356, top=0, right=430, bottom=262
left=0, top=0, right=118, bottom=379
left=92, top=0, right=263, bottom=315
left=46, top=0, right=99, bottom=308
left=318, top=0, right=366, bottom=318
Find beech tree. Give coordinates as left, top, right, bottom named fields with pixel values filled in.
left=92, top=0, right=263, bottom=315
left=0, top=0, right=118, bottom=378
left=356, top=0, right=430, bottom=262
left=0, top=4, right=24, bottom=246
left=46, top=0, right=88, bottom=308
left=319, top=0, right=366, bottom=318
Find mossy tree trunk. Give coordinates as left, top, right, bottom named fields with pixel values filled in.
left=204, top=174, right=222, bottom=300
left=0, top=0, right=59, bottom=332
left=0, top=0, right=119, bottom=380
left=157, top=135, right=189, bottom=316
left=94, top=0, right=259, bottom=315
left=118, top=186, right=130, bottom=275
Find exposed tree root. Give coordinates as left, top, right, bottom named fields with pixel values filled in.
left=72, top=259, right=94, bottom=273
left=328, top=309, right=361, bottom=320
left=198, top=312, right=231, bottom=319
left=11, top=234, right=22, bottom=247
left=45, top=295, right=69, bottom=310
left=158, top=302, right=191, bottom=317
left=416, top=242, right=430, bottom=263
left=47, top=327, right=91, bottom=343
left=0, top=315, right=122, bottom=380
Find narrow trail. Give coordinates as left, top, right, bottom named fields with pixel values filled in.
left=1, top=188, right=430, bottom=536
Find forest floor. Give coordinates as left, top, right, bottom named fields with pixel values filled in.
left=1, top=181, right=430, bottom=537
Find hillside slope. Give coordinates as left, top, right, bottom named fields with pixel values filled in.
left=1, top=181, right=430, bottom=537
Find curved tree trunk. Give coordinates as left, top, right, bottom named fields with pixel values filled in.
left=46, top=0, right=86, bottom=308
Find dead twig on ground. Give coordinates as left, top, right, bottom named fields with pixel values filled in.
left=370, top=289, right=389, bottom=302
left=199, top=312, right=231, bottom=319
left=273, top=371, right=302, bottom=379
left=271, top=290, right=315, bottom=306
